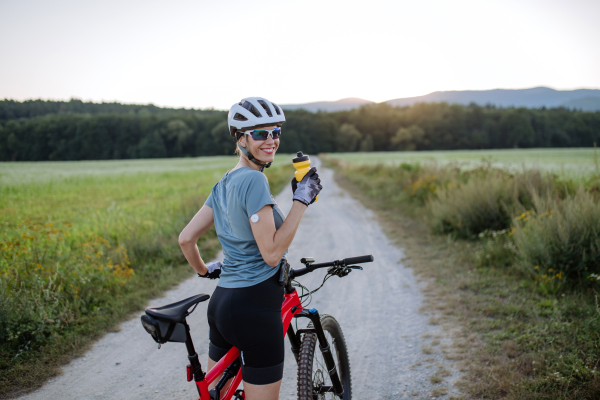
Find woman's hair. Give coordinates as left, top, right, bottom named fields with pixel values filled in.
left=234, top=131, right=243, bottom=156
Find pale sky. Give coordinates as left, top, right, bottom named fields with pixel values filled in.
left=1, top=0, right=598, bottom=110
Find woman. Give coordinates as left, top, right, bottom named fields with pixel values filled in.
left=178, top=97, right=322, bottom=400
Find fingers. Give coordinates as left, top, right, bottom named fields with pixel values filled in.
left=304, top=167, right=317, bottom=180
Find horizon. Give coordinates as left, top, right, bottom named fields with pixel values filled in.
left=1, top=0, right=599, bottom=110
left=4, top=85, right=599, bottom=111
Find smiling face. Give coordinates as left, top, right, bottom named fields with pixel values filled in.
left=238, top=125, right=279, bottom=164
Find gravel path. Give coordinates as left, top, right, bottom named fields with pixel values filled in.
left=20, top=158, right=462, bottom=400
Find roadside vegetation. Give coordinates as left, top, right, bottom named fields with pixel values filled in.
left=0, top=156, right=292, bottom=398
left=323, top=154, right=600, bottom=399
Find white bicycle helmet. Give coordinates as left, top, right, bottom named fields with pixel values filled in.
left=228, top=97, right=286, bottom=170
left=228, top=97, right=286, bottom=138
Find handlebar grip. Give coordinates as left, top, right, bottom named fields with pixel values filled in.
left=342, top=255, right=374, bottom=265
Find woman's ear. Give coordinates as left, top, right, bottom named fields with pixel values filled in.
left=238, top=134, right=246, bottom=148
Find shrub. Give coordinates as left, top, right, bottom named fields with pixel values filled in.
left=512, top=189, right=600, bottom=290
left=429, top=172, right=518, bottom=238
left=429, top=169, right=554, bottom=238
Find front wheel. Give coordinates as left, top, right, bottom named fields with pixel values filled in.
left=297, top=314, right=352, bottom=400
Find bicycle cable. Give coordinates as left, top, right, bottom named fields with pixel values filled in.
left=294, top=272, right=336, bottom=307
left=292, top=279, right=312, bottom=307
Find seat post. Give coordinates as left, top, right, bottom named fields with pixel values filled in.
left=183, top=320, right=205, bottom=383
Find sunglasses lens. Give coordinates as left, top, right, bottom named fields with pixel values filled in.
left=250, top=129, right=269, bottom=141
left=248, top=128, right=281, bottom=141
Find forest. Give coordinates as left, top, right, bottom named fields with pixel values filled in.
left=1, top=99, right=599, bottom=161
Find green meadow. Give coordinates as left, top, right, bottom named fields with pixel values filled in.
left=327, top=148, right=598, bottom=178
left=0, top=155, right=292, bottom=396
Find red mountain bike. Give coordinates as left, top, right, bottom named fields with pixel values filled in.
left=140, top=254, right=374, bottom=400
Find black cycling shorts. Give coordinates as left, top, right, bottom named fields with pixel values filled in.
left=207, top=271, right=284, bottom=385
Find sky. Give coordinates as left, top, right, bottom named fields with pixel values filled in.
left=0, top=0, right=599, bottom=110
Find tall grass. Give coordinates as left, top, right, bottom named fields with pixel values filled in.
left=429, top=169, right=554, bottom=238
left=0, top=222, right=133, bottom=357
left=512, top=189, right=600, bottom=290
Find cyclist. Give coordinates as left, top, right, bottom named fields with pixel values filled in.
left=178, top=97, right=322, bottom=400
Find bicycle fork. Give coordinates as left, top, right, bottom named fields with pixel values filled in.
left=292, top=309, right=344, bottom=397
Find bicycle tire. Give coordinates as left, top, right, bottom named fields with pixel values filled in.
left=297, top=314, right=352, bottom=400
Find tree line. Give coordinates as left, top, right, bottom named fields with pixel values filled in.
left=1, top=99, right=599, bottom=161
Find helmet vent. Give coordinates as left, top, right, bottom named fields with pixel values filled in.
left=257, top=100, right=273, bottom=117
left=233, top=113, right=248, bottom=121
left=271, top=102, right=281, bottom=116
left=242, top=101, right=262, bottom=118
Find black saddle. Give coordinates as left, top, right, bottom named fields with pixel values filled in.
left=145, top=294, right=210, bottom=323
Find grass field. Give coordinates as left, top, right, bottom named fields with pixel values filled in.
left=326, top=148, right=599, bottom=177
left=0, top=155, right=293, bottom=397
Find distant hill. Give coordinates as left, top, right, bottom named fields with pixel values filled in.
left=385, top=87, right=600, bottom=110
left=280, top=88, right=600, bottom=112
left=560, top=96, right=600, bottom=112
left=280, top=97, right=374, bottom=112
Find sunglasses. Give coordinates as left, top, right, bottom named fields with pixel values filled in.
left=243, top=127, right=281, bottom=141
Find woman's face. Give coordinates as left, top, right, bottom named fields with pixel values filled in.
left=239, top=125, right=279, bottom=164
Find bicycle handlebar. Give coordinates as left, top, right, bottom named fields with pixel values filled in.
left=290, top=254, right=374, bottom=279
left=342, top=255, right=374, bottom=265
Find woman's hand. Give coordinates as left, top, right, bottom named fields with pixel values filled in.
left=291, top=167, right=322, bottom=206
left=198, top=261, right=221, bottom=279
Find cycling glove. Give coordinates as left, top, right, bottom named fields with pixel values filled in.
left=291, top=167, right=322, bottom=206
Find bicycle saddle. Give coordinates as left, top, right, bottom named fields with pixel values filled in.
left=145, top=294, right=210, bottom=323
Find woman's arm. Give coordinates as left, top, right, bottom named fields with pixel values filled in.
left=250, top=201, right=308, bottom=267
left=178, top=205, right=215, bottom=275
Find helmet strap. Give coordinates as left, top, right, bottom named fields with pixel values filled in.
left=237, top=142, right=271, bottom=172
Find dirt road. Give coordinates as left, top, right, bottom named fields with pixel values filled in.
left=21, top=159, right=461, bottom=399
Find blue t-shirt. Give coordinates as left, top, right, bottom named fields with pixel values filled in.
left=205, top=167, right=287, bottom=288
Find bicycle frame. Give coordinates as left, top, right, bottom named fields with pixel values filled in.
left=182, top=286, right=316, bottom=400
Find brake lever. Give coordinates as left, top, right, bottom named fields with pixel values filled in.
left=327, top=265, right=362, bottom=277
left=327, top=266, right=343, bottom=277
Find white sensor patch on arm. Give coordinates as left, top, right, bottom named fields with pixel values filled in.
left=250, top=214, right=260, bottom=223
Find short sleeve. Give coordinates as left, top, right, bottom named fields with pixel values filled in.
left=243, top=172, right=275, bottom=218
left=205, top=192, right=214, bottom=208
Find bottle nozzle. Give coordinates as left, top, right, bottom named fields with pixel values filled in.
left=293, top=151, right=310, bottom=163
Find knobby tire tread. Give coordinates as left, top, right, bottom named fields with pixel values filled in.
left=296, top=314, right=352, bottom=400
